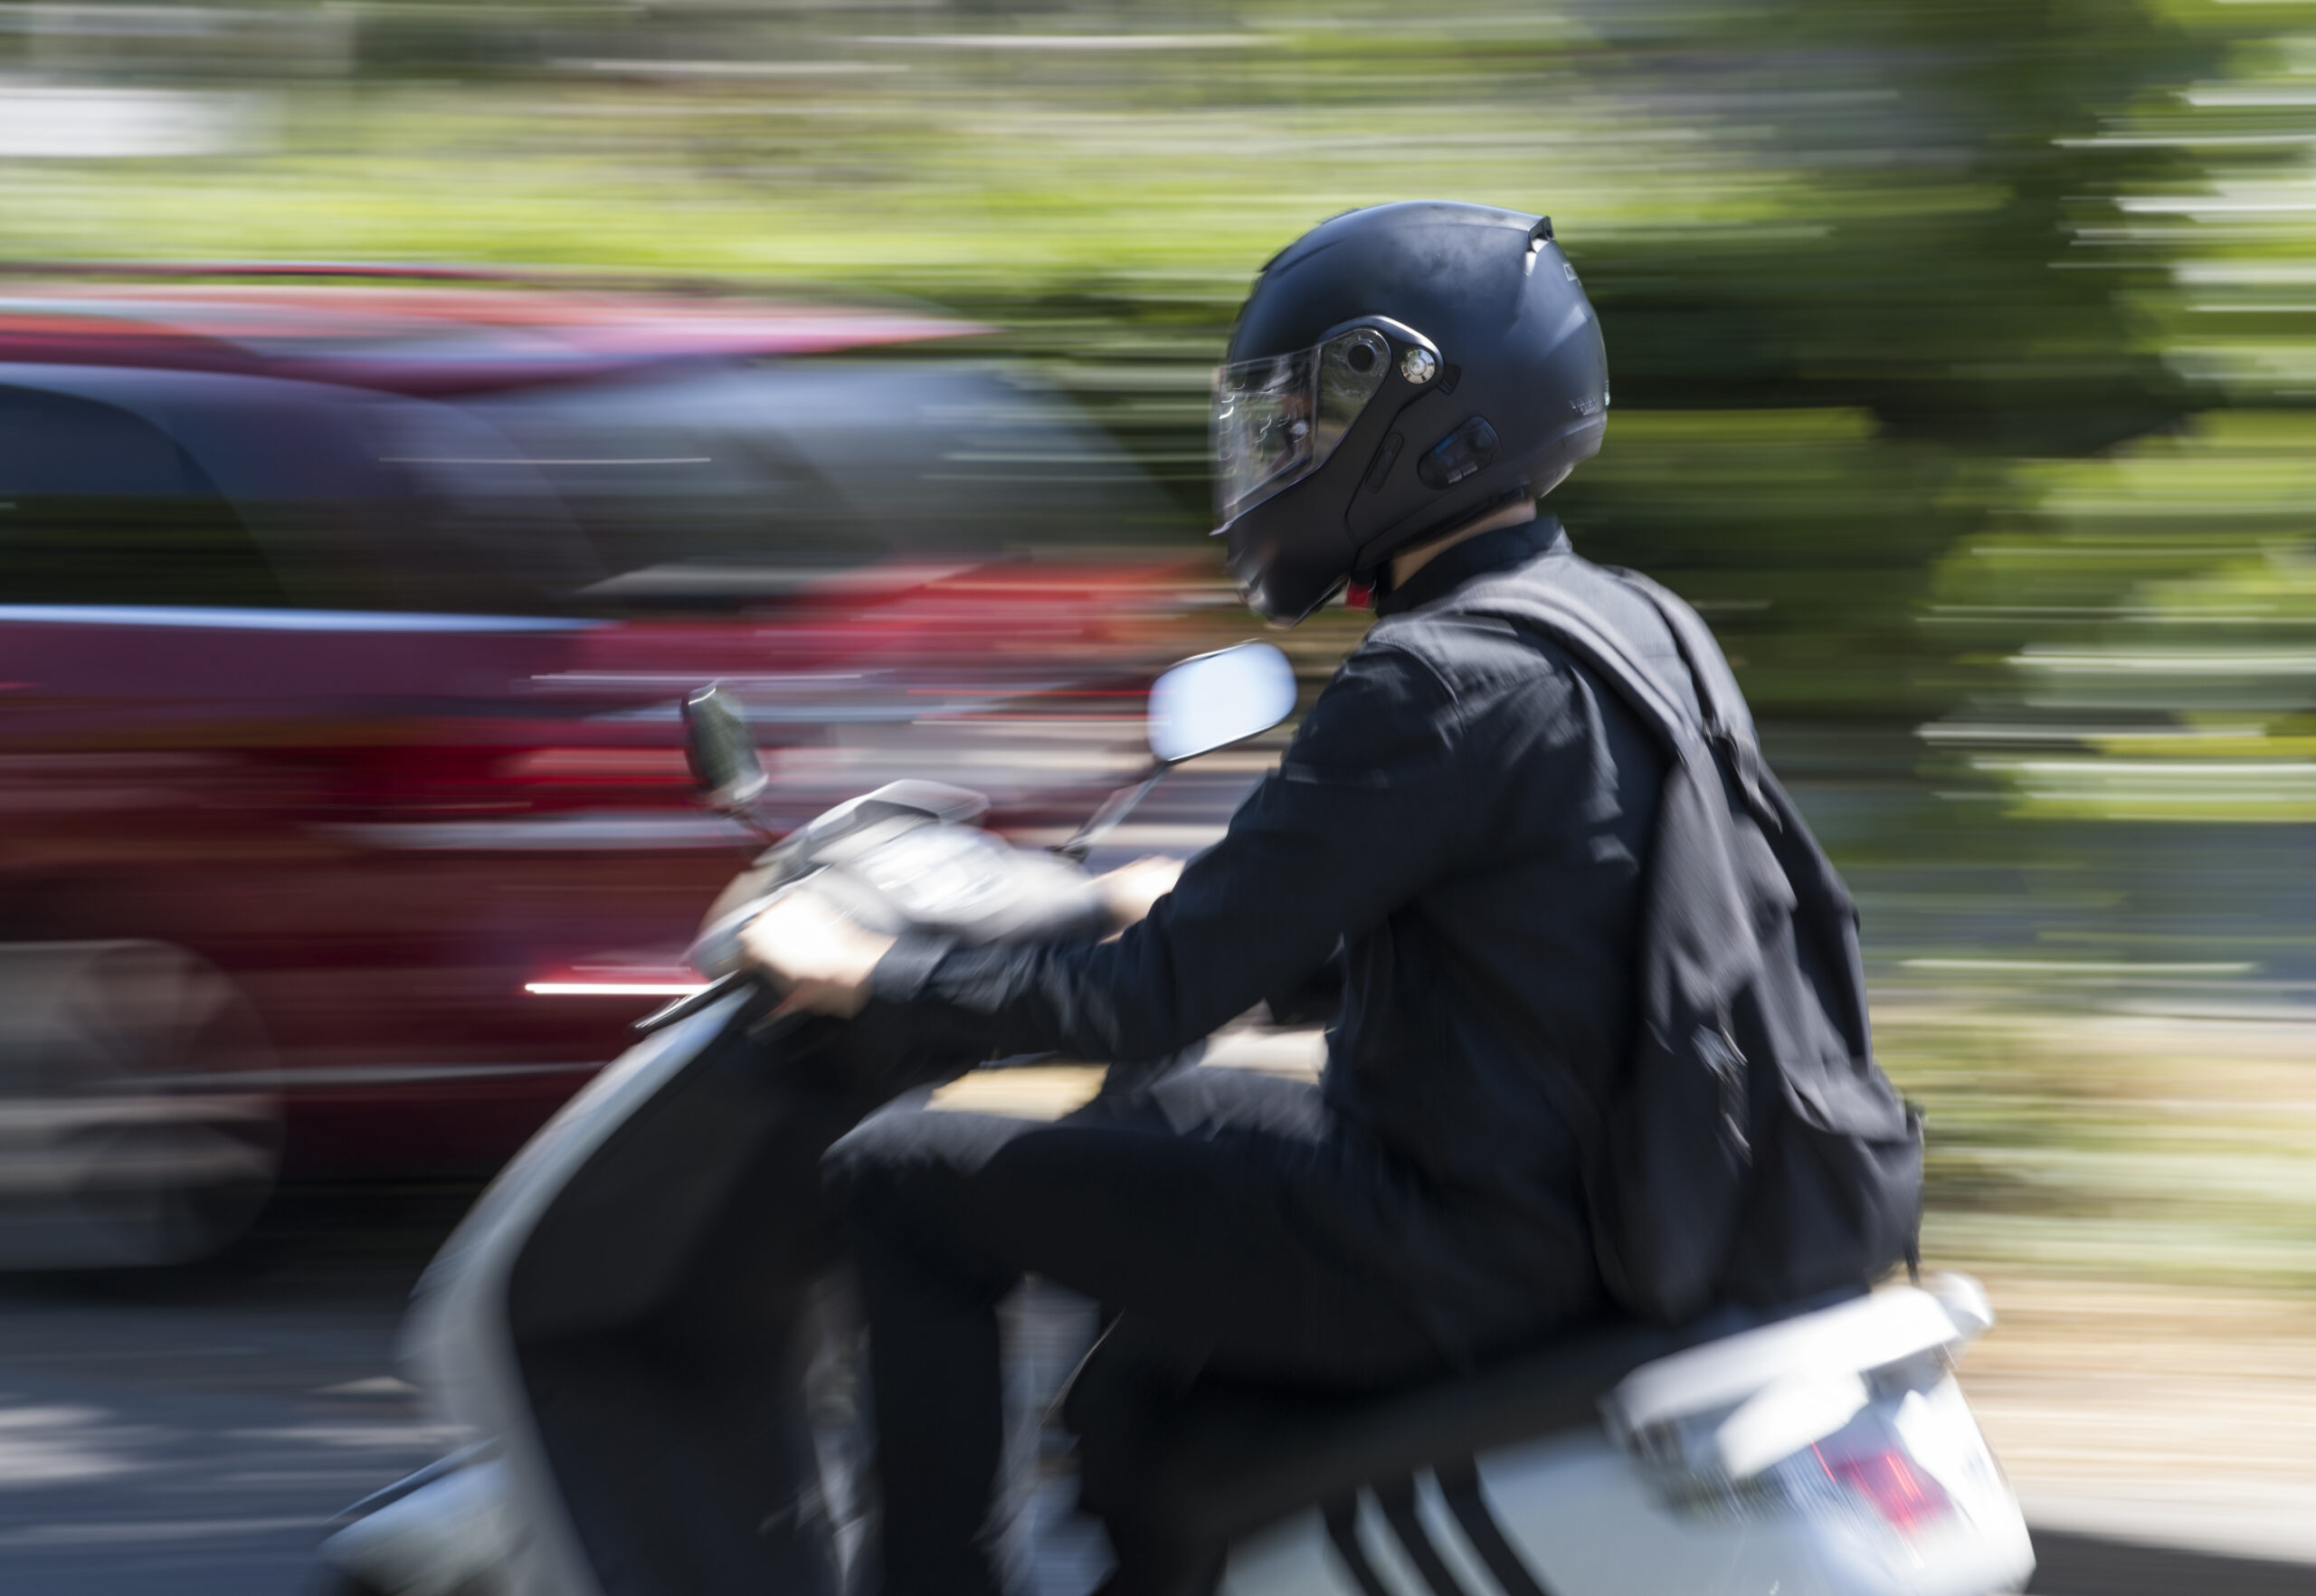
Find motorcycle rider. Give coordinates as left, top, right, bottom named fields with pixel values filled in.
left=745, top=201, right=1663, bottom=1596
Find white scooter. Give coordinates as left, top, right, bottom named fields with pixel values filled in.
left=312, top=643, right=2035, bottom=1596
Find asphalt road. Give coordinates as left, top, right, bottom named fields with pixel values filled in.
left=2027, top=1533, right=2316, bottom=1596
left=20, top=1191, right=2316, bottom=1596
left=0, top=1189, right=460, bottom=1596
left=6, top=1187, right=2313, bottom=1596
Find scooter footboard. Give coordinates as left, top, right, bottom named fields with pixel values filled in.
left=500, top=1002, right=939, bottom=1596
left=517, top=1326, right=839, bottom=1596
left=508, top=1004, right=861, bottom=1340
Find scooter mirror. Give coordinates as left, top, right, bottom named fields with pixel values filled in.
left=1147, top=641, right=1297, bottom=765
left=682, top=684, right=769, bottom=811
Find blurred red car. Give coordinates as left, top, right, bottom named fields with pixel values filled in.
left=0, top=269, right=1199, bottom=1266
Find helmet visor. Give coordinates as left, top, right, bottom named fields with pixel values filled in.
left=1211, top=326, right=1391, bottom=525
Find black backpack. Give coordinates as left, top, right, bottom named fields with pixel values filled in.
left=1451, top=566, right=1923, bottom=1325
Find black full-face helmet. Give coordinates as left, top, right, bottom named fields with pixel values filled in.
left=1212, top=201, right=1609, bottom=624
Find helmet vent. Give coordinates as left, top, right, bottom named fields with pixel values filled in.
left=1523, top=215, right=1555, bottom=275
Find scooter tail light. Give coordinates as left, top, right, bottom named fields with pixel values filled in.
left=1816, top=1444, right=1952, bottom=1536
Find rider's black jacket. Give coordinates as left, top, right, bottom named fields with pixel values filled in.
left=872, top=518, right=1685, bottom=1357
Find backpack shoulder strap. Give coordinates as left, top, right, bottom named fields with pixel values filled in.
left=1441, top=565, right=1779, bottom=825
left=1439, top=577, right=1705, bottom=765
left=1611, top=570, right=1757, bottom=752
left=1610, top=572, right=1775, bottom=822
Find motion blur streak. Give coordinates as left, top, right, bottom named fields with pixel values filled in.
left=522, top=984, right=707, bottom=999
left=2, top=1, right=2315, bottom=1591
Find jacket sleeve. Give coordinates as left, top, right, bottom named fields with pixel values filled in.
left=868, top=641, right=1472, bottom=1064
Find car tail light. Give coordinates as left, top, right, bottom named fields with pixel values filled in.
left=1814, top=1444, right=1953, bottom=1536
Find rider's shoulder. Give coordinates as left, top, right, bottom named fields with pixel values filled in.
left=1363, top=603, right=1582, bottom=696
left=1322, top=627, right=1463, bottom=714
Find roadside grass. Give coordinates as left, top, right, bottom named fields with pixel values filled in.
left=1879, top=1000, right=2316, bottom=1295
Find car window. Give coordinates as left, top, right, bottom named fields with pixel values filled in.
left=452, top=359, right=1164, bottom=612
left=347, top=396, right=605, bottom=615
left=738, top=360, right=1163, bottom=551
left=0, top=385, right=287, bottom=606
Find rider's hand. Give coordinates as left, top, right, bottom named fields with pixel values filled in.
left=1096, top=855, right=1184, bottom=933
left=737, top=888, right=895, bottom=1019
left=739, top=858, right=1179, bottom=1014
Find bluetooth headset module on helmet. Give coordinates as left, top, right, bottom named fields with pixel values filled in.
left=1211, top=200, right=1609, bottom=624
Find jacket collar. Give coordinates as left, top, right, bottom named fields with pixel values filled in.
left=1376, top=515, right=1571, bottom=617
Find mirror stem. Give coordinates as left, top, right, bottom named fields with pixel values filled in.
left=1056, top=761, right=1168, bottom=863
left=724, top=803, right=782, bottom=842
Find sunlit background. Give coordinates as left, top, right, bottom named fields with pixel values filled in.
left=4, top=1, right=2316, bottom=1588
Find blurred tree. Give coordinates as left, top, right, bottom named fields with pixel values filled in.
left=1922, top=2, right=2316, bottom=823
left=0, top=0, right=2266, bottom=733
left=1553, top=0, right=2216, bottom=724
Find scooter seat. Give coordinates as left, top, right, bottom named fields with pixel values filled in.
left=1065, top=1299, right=1809, bottom=1593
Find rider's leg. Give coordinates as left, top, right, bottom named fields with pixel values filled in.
left=824, top=1069, right=1578, bottom=1596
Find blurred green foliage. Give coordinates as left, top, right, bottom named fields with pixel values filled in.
left=1884, top=1002, right=2316, bottom=1293
left=10, top=0, right=2316, bottom=1284
left=0, top=0, right=2267, bottom=725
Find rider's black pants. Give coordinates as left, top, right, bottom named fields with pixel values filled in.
left=823, top=1066, right=1582, bottom=1596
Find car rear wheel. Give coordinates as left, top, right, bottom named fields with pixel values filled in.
left=0, top=940, right=281, bottom=1269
